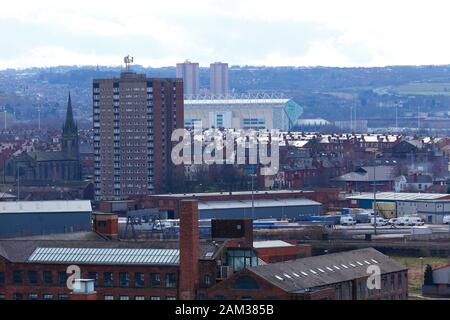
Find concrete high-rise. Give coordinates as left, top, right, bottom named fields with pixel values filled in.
left=93, top=72, right=184, bottom=201
left=176, top=60, right=199, bottom=96
left=210, top=62, right=228, bottom=96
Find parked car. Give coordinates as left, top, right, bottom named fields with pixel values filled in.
left=443, top=215, right=450, bottom=225
left=340, top=216, right=357, bottom=226
left=371, top=217, right=388, bottom=226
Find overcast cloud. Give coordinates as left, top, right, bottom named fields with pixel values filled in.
left=1, top=0, right=450, bottom=68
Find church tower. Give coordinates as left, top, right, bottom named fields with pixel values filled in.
left=62, top=93, right=80, bottom=158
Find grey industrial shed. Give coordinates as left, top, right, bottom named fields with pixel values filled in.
left=0, top=200, right=92, bottom=239
left=198, top=198, right=322, bottom=220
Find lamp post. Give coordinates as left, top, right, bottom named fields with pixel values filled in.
left=16, top=166, right=20, bottom=201
left=251, top=167, right=256, bottom=220
left=420, top=257, right=424, bottom=286
left=373, top=152, right=383, bottom=235
left=373, top=164, right=377, bottom=235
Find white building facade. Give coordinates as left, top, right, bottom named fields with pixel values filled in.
left=184, top=96, right=303, bottom=131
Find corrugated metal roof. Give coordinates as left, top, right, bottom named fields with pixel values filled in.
left=347, top=192, right=450, bottom=201
left=253, top=240, right=294, bottom=249
left=28, top=247, right=180, bottom=265
left=0, top=200, right=92, bottom=214
left=0, top=240, right=223, bottom=263
left=198, top=198, right=321, bottom=210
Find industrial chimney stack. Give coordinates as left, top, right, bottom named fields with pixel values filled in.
left=179, top=200, right=200, bottom=300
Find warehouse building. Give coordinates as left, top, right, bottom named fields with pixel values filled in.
left=136, top=189, right=336, bottom=219
left=206, top=248, right=408, bottom=300
left=0, top=201, right=224, bottom=300
left=416, top=200, right=450, bottom=224
left=347, top=192, right=450, bottom=222
left=198, top=198, right=322, bottom=220
left=0, top=201, right=92, bottom=239
left=0, top=201, right=315, bottom=300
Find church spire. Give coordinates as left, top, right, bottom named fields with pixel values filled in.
left=61, top=92, right=79, bottom=158
left=63, top=92, right=76, bottom=134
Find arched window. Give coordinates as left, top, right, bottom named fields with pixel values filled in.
left=233, top=276, right=260, bottom=290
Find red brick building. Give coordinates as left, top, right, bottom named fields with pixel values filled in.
left=253, top=240, right=312, bottom=263
left=206, top=248, right=408, bottom=300
left=93, top=72, right=184, bottom=201
left=0, top=200, right=223, bottom=300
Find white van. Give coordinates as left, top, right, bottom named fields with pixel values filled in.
left=443, top=215, right=450, bottom=225
left=398, top=216, right=424, bottom=226
left=340, top=216, right=357, bottom=226
left=371, top=217, right=388, bottom=226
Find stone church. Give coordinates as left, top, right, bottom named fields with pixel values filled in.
left=6, top=94, right=82, bottom=183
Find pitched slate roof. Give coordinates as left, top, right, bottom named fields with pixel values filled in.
left=248, top=248, right=406, bottom=293
left=333, top=166, right=397, bottom=182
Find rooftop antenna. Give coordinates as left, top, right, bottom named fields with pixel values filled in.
left=124, top=55, right=134, bottom=71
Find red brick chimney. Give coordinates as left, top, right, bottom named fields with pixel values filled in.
left=179, top=200, right=200, bottom=300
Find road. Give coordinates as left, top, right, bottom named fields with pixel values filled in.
left=335, top=223, right=450, bottom=236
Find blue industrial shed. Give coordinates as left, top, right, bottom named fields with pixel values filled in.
left=0, top=200, right=92, bottom=238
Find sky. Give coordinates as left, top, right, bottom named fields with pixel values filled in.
left=2, top=0, right=450, bottom=69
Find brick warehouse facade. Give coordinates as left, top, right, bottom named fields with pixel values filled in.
left=0, top=200, right=222, bottom=301
left=206, top=248, right=408, bottom=300
left=0, top=200, right=409, bottom=300
left=93, top=72, right=184, bottom=201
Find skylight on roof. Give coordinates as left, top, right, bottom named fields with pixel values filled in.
left=205, top=252, right=214, bottom=257
left=333, top=265, right=341, bottom=270
left=341, top=264, right=349, bottom=269
left=356, top=261, right=364, bottom=266
left=349, top=263, right=356, bottom=267
left=275, top=275, right=283, bottom=281
left=301, top=272, right=308, bottom=276
left=293, top=272, right=300, bottom=277
left=326, top=267, right=334, bottom=272
left=283, top=274, right=292, bottom=279
left=317, top=268, right=325, bottom=273
left=371, top=259, right=379, bottom=264
left=364, top=260, right=371, bottom=265
left=309, top=269, right=317, bottom=274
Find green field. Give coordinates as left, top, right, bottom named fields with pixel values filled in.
left=393, top=82, right=450, bottom=96
left=392, top=256, right=449, bottom=294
